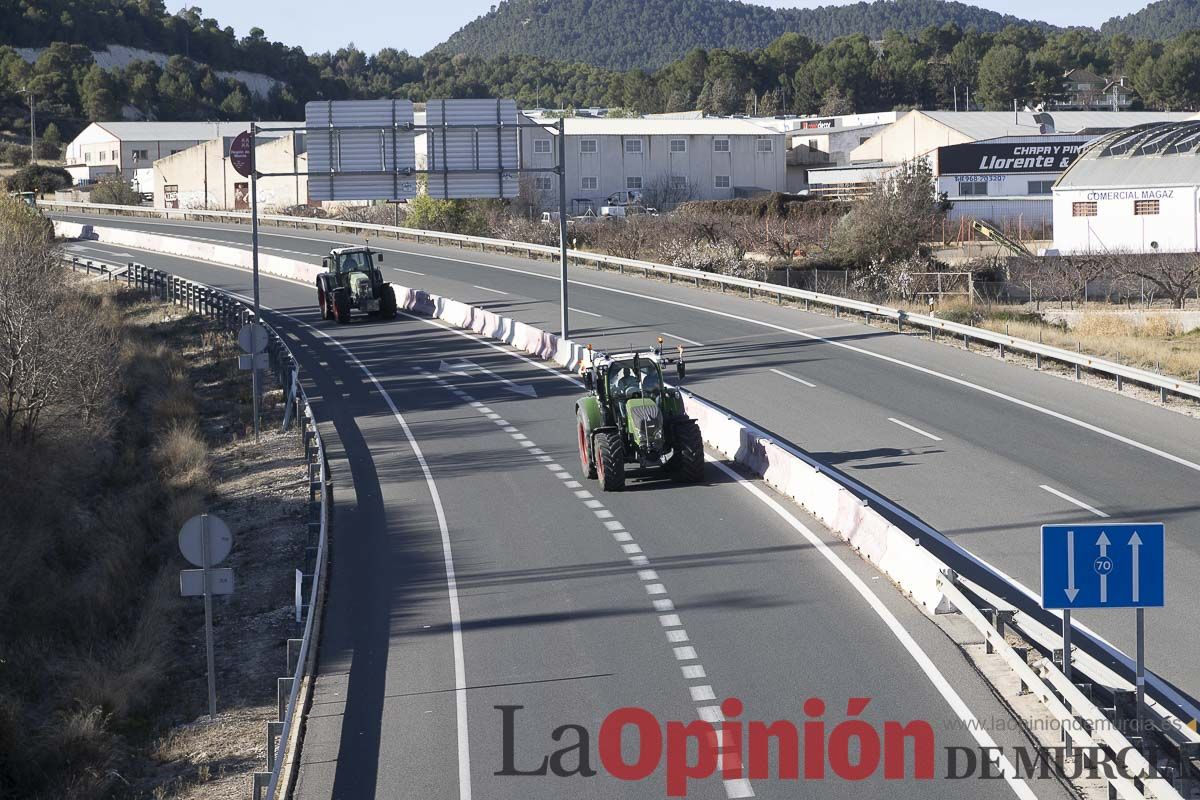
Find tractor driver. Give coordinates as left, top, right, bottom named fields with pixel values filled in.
left=337, top=251, right=370, bottom=273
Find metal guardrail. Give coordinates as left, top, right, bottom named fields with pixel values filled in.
left=73, top=254, right=330, bottom=800
left=44, top=200, right=1200, bottom=404
left=939, top=576, right=1186, bottom=800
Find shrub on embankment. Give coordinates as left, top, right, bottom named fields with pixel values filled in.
left=0, top=195, right=211, bottom=798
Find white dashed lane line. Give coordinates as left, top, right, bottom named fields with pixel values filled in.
left=887, top=416, right=943, bottom=442
left=662, top=331, right=705, bottom=347
left=1040, top=484, right=1110, bottom=518
left=413, top=365, right=754, bottom=799
left=768, top=367, right=816, bottom=388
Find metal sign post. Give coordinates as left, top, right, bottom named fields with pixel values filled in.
left=1041, top=522, right=1165, bottom=748
left=178, top=513, right=235, bottom=720
left=231, top=128, right=260, bottom=441
left=250, top=123, right=261, bottom=442
left=557, top=116, right=570, bottom=340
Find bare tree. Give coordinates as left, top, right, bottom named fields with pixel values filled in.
left=1128, top=252, right=1200, bottom=309
left=640, top=175, right=695, bottom=212
left=0, top=197, right=116, bottom=445
left=1016, top=252, right=1111, bottom=307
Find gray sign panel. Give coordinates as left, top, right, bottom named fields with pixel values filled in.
left=180, top=568, right=235, bottom=597
left=306, top=99, right=417, bottom=201
left=178, top=514, right=233, bottom=567
left=238, top=322, right=268, bottom=354
left=426, top=98, right=520, bottom=200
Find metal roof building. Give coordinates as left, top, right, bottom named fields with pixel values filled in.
left=519, top=116, right=787, bottom=213
left=1052, top=122, right=1200, bottom=254
left=65, top=121, right=299, bottom=184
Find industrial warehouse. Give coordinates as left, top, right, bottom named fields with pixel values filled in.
left=1052, top=121, right=1200, bottom=254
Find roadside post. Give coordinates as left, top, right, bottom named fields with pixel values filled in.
left=1041, top=522, right=1165, bottom=750
left=179, top=513, right=235, bottom=719
left=557, top=116, right=569, bottom=339
left=230, top=128, right=260, bottom=440
left=237, top=322, right=270, bottom=432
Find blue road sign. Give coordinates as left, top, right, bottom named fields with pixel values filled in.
left=1041, top=523, right=1164, bottom=609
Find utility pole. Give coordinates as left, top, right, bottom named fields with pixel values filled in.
left=20, top=87, right=35, bottom=164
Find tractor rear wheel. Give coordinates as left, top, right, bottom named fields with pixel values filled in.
left=577, top=415, right=597, bottom=479
left=332, top=288, right=351, bottom=324
left=317, top=281, right=330, bottom=320
left=379, top=284, right=397, bottom=319
left=595, top=431, right=625, bottom=492
left=670, top=418, right=704, bottom=483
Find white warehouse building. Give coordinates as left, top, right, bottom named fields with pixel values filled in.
left=1052, top=122, right=1200, bottom=254
left=64, top=121, right=298, bottom=185
left=518, top=117, right=787, bottom=214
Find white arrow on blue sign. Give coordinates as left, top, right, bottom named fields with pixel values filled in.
left=1040, top=523, right=1164, bottom=609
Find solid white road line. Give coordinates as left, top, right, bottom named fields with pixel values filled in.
left=471, top=284, right=507, bottom=295
left=662, top=331, right=705, bottom=347
left=709, top=456, right=1035, bottom=800
left=569, top=306, right=602, bottom=317
left=1040, top=484, right=1110, bottom=518
left=284, top=321, right=473, bottom=799
left=769, top=367, right=816, bottom=388
left=887, top=417, right=944, bottom=442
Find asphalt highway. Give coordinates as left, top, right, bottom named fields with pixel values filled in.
left=58, top=213, right=1200, bottom=704
left=63, top=232, right=1076, bottom=800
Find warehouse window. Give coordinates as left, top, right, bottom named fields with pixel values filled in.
left=84, top=152, right=91, bottom=162
left=959, top=182, right=988, bottom=196
left=626, top=176, right=643, bottom=190
left=112, top=149, right=118, bottom=160
left=1134, top=199, right=1160, bottom=216
left=670, top=139, right=687, bottom=153
left=713, top=139, right=730, bottom=152
left=534, top=138, right=552, bottom=154
left=1072, top=201, right=1098, bottom=217
left=756, top=138, right=774, bottom=153
left=625, top=139, right=643, bottom=154
left=715, top=175, right=731, bottom=188
left=132, top=149, right=148, bottom=160
left=580, top=139, right=597, bottom=154
left=581, top=176, right=598, bottom=190
left=534, top=176, right=554, bottom=192
left=1027, top=180, right=1054, bottom=195
left=670, top=176, right=688, bottom=189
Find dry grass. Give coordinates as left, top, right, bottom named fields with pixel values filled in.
left=0, top=282, right=265, bottom=800
left=977, top=317, right=1200, bottom=381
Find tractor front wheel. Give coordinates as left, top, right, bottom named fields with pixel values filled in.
left=332, top=288, right=352, bottom=324
left=379, top=284, right=397, bottom=319
left=596, top=431, right=625, bottom=492
left=670, top=418, right=705, bottom=483
left=577, top=415, right=596, bottom=479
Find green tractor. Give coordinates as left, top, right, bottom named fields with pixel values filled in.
left=316, top=245, right=398, bottom=323
left=575, top=342, right=704, bottom=491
